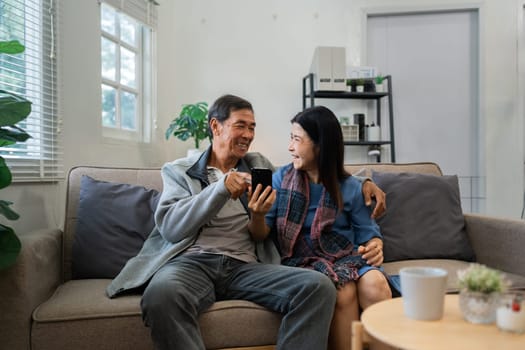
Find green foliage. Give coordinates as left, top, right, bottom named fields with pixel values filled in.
left=375, top=75, right=385, bottom=84
left=0, top=41, right=25, bottom=55
left=457, top=264, right=509, bottom=294
left=0, top=40, right=32, bottom=269
left=165, top=102, right=210, bottom=149
left=356, top=78, right=365, bottom=86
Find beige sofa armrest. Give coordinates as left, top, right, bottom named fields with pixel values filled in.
left=464, top=213, right=525, bottom=277
left=0, top=228, right=62, bottom=350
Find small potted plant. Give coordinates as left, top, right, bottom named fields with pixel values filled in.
left=355, top=79, right=365, bottom=93
left=375, top=75, right=385, bottom=92
left=457, top=263, right=510, bottom=324
left=346, top=79, right=355, bottom=92
left=165, top=102, right=211, bottom=155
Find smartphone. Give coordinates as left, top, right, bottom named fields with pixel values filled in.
left=251, top=167, right=272, bottom=191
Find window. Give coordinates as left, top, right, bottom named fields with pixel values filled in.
left=100, top=0, right=156, bottom=142
left=0, top=0, right=61, bottom=181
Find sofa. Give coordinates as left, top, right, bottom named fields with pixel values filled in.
left=2, top=161, right=525, bottom=350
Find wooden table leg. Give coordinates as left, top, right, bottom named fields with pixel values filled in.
left=352, top=320, right=371, bottom=350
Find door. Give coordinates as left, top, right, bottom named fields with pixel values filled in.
left=366, top=9, right=483, bottom=213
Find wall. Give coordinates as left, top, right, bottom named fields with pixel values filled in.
left=5, top=0, right=523, bottom=235
left=166, top=0, right=523, bottom=218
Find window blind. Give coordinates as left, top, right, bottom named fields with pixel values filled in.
left=100, top=0, right=158, bottom=29
left=0, top=0, right=62, bottom=181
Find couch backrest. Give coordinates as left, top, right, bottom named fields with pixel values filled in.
left=63, top=166, right=162, bottom=281
left=62, top=162, right=442, bottom=281
left=344, top=162, right=442, bottom=176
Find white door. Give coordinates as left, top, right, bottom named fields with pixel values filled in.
left=367, top=9, right=483, bottom=213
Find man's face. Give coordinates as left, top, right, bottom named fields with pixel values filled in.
left=212, top=108, right=256, bottom=159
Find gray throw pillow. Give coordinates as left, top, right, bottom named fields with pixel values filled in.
left=371, top=171, right=475, bottom=263
left=72, top=175, right=160, bottom=279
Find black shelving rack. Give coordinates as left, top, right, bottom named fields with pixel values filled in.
left=302, top=73, right=396, bottom=163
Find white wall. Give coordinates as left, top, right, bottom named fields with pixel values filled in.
left=6, top=0, right=523, bottom=235
left=165, top=0, right=523, bottom=218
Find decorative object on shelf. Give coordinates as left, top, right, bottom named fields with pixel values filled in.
left=367, top=123, right=381, bottom=141
left=364, top=79, right=376, bottom=92
left=457, top=263, right=510, bottom=324
left=375, top=75, right=385, bottom=92
left=310, top=46, right=347, bottom=91
left=339, top=116, right=358, bottom=141
left=496, top=292, right=525, bottom=333
left=346, top=79, right=354, bottom=92
left=342, top=125, right=359, bottom=142
left=165, top=101, right=211, bottom=155
left=0, top=40, right=32, bottom=270
left=368, top=145, right=381, bottom=157
left=353, top=113, right=365, bottom=141
left=356, top=78, right=365, bottom=92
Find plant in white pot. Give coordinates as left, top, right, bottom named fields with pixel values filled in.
left=457, top=263, right=510, bottom=324
left=165, top=102, right=211, bottom=156
left=375, top=75, right=385, bottom=92
left=355, top=79, right=365, bottom=93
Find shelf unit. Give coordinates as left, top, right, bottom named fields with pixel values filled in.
left=302, top=73, right=396, bottom=162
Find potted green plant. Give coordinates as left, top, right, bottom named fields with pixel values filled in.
left=356, top=79, right=365, bottom=93
left=0, top=40, right=32, bottom=269
left=346, top=79, right=356, bottom=92
left=457, top=263, right=510, bottom=324
left=165, top=102, right=211, bottom=153
left=375, top=75, right=385, bottom=92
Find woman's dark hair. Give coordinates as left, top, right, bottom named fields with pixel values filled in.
left=291, top=105, right=349, bottom=209
left=207, top=94, right=253, bottom=136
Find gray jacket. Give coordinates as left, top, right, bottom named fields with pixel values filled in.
left=106, top=148, right=280, bottom=298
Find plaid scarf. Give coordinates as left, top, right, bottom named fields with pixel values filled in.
left=276, top=167, right=366, bottom=286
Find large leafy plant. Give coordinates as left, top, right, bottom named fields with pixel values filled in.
left=0, top=40, right=32, bottom=269
left=165, top=102, right=211, bottom=149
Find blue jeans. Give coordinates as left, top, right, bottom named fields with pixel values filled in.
left=141, top=253, right=336, bottom=350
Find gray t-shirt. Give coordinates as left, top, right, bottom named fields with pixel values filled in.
left=184, top=167, right=257, bottom=262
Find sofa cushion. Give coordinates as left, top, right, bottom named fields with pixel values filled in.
left=72, top=176, right=160, bottom=279
left=383, top=259, right=525, bottom=293
left=371, top=171, right=476, bottom=263
left=32, top=279, right=281, bottom=350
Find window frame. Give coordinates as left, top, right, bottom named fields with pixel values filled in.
left=99, top=1, right=154, bottom=143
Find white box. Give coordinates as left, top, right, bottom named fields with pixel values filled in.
left=347, top=66, right=377, bottom=79
left=310, top=46, right=332, bottom=91
left=310, top=46, right=347, bottom=91
left=342, top=124, right=359, bottom=141
left=331, top=47, right=347, bottom=91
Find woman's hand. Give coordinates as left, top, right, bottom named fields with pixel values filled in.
left=358, top=238, right=384, bottom=267
left=247, top=184, right=276, bottom=241
left=248, top=184, right=276, bottom=215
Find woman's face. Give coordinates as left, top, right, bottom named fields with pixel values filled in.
left=288, top=122, right=318, bottom=172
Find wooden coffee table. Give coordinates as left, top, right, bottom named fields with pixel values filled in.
left=353, top=294, right=524, bottom=350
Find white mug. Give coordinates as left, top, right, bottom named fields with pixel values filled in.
left=400, top=267, right=448, bottom=321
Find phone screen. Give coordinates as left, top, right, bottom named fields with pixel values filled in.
left=251, top=167, right=272, bottom=190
